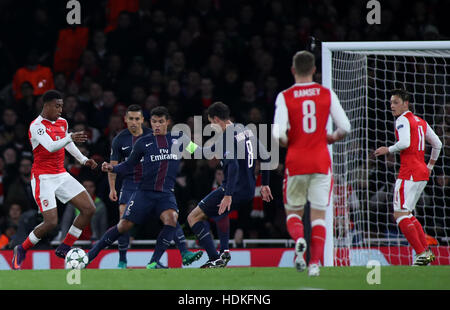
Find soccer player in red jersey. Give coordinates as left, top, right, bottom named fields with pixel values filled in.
left=374, top=89, right=442, bottom=266
left=272, top=51, right=351, bottom=276
left=12, top=90, right=98, bottom=269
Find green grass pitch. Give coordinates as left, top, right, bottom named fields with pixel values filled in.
left=1, top=266, right=450, bottom=290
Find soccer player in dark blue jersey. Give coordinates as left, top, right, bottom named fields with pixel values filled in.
left=108, top=104, right=152, bottom=268
left=187, top=102, right=274, bottom=268
left=88, top=107, right=202, bottom=268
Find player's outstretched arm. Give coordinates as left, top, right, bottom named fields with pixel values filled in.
left=101, top=161, right=114, bottom=172
left=425, top=123, right=442, bottom=174
left=84, top=159, right=98, bottom=170
left=31, top=121, right=87, bottom=152
left=65, top=132, right=97, bottom=169
left=109, top=140, right=145, bottom=175
left=107, top=160, right=119, bottom=201
left=65, top=141, right=88, bottom=162
left=256, top=138, right=273, bottom=201
left=374, top=116, right=410, bottom=157
left=328, top=91, right=351, bottom=144
left=218, top=157, right=239, bottom=215
left=108, top=136, right=122, bottom=201
left=272, top=93, right=289, bottom=147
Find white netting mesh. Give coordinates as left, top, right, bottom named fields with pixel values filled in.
left=330, top=48, right=450, bottom=266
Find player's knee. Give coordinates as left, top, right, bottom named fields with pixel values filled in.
left=187, top=212, right=197, bottom=227
left=117, top=219, right=133, bottom=233
left=161, top=209, right=178, bottom=226
left=87, top=205, right=96, bottom=217
left=80, top=204, right=96, bottom=218
left=188, top=209, right=207, bottom=227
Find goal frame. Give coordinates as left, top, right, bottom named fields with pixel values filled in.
left=321, top=40, right=450, bottom=266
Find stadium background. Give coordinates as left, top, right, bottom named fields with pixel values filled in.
left=0, top=0, right=449, bottom=256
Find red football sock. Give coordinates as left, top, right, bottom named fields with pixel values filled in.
left=62, top=225, right=83, bottom=247
left=286, top=215, right=304, bottom=242
left=62, top=233, right=78, bottom=247
left=410, top=216, right=428, bottom=249
left=398, top=217, right=426, bottom=254
left=22, top=231, right=40, bottom=250
left=310, top=221, right=326, bottom=265
left=22, top=237, right=34, bottom=251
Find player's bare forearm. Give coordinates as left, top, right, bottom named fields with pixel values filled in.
left=374, top=146, right=389, bottom=157
left=108, top=172, right=117, bottom=188
left=107, top=162, right=118, bottom=200
left=107, top=161, right=118, bottom=184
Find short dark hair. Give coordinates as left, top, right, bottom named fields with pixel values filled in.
left=150, top=106, right=170, bottom=120
left=293, top=50, right=315, bottom=76
left=126, top=104, right=143, bottom=115
left=42, top=90, right=63, bottom=103
left=391, top=89, right=410, bottom=102
left=207, top=102, right=230, bottom=120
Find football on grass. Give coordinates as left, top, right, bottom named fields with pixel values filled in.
left=65, top=248, right=88, bottom=269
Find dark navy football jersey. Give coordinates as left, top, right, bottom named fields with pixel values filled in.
left=112, top=132, right=184, bottom=193
left=212, top=124, right=270, bottom=202
left=110, top=127, right=152, bottom=190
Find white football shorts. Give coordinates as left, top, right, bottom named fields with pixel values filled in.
left=31, top=172, right=86, bottom=213
left=393, top=178, right=427, bottom=212
left=283, top=169, right=333, bottom=211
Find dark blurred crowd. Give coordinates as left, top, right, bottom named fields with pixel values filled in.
left=0, top=0, right=449, bottom=249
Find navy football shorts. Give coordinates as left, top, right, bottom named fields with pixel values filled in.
left=198, top=187, right=252, bottom=218
left=122, top=190, right=178, bottom=224
left=118, top=189, right=135, bottom=205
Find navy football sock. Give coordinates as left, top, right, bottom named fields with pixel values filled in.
left=88, top=225, right=121, bottom=262
left=215, top=215, right=230, bottom=252
left=192, top=221, right=219, bottom=260
left=149, top=225, right=176, bottom=264
left=173, top=222, right=188, bottom=254
left=118, top=232, right=129, bottom=263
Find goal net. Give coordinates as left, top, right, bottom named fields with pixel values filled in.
left=322, top=41, right=450, bottom=266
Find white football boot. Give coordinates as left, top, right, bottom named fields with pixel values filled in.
left=308, top=263, right=320, bottom=276
left=294, top=238, right=307, bottom=272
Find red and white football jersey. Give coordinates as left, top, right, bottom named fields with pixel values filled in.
left=391, top=111, right=436, bottom=181
left=28, top=115, right=70, bottom=176
left=273, top=82, right=350, bottom=175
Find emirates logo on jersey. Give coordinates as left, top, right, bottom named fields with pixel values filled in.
left=60, top=126, right=65, bottom=131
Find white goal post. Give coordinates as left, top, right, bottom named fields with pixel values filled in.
left=322, top=41, right=450, bottom=266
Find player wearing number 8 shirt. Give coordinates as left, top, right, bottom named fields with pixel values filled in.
left=187, top=102, right=274, bottom=268
left=272, top=51, right=351, bottom=276
left=374, top=89, right=442, bottom=266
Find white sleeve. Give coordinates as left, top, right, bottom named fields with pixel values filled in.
left=65, top=142, right=88, bottom=164
left=388, top=116, right=410, bottom=153
left=63, top=126, right=88, bottom=164
left=330, top=90, right=351, bottom=133
left=272, top=92, right=289, bottom=141
left=30, top=122, right=73, bottom=152
left=425, top=123, right=442, bottom=161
